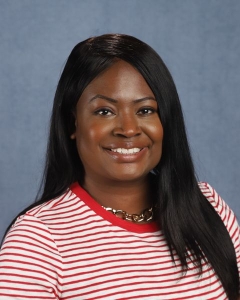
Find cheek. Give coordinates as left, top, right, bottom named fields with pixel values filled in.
left=148, top=121, right=164, bottom=144
left=149, top=123, right=164, bottom=164
left=75, top=121, right=110, bottom=150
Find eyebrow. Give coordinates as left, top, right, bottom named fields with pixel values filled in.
left=89, top=94, right=156, bottom=103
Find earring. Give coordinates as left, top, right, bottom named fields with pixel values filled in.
left=70, top=133, right=76, bottom=139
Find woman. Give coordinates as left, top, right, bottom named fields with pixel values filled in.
left=0, top=34, right=239, bottom=300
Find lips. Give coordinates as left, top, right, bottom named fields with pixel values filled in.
left=104, top=146, right=148, bottom=162
left=110, top=148, right=142, bottom=154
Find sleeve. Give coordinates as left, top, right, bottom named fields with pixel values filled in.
left=199, top=182, right=240, bottom=286
left=0, top=214, right=63, bottom=300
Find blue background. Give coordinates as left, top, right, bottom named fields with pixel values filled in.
left=0, top=0, right=239, bottom=240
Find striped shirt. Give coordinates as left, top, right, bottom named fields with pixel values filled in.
left=0, top=182, right=239, bottom=299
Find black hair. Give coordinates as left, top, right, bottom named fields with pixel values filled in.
left=3, top=34, right=239, bottom=299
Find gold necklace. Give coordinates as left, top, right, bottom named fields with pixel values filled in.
left=102, top=206, right=153, bottom=223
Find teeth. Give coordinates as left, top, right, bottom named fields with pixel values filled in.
left=111, top=148, right=141, bottom=154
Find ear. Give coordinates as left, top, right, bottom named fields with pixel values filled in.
left=70, top=133, right=76, bottom=139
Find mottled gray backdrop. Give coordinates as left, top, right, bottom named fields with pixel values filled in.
left=0, top=0, right=239, bottom=240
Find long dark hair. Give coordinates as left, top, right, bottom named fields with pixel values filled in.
left=3, top=34, right=239, bottom=299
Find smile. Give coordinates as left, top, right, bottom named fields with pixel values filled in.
left=110, top=148, right=142, bottom=154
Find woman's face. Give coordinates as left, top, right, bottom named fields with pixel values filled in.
left=72, top=60, right=163, bottom=184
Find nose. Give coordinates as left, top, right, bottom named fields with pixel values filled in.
left=112, top=113, right=141, bottom=138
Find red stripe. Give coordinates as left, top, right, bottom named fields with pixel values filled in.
left=0, top=246, right=62, bottom=264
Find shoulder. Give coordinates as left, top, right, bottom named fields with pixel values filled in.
left=198, top=182, right=227, bottom=215
left=198, top=182, right=240, bottom=251
left=198, top=181, right=234, bottom=221
left=2, top=188, right=79, bottom=248
left=25, top=188, right=78, bottom=219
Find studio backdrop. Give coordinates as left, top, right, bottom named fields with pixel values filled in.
left=0, top=0, right=239, bottom=240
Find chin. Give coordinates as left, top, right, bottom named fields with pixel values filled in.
left=107, top=170, right=150, bottom=182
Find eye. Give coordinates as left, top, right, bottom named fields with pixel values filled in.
left=137, top=107, right=156, bottom=115
left=94, top=108, right=114, bottom=116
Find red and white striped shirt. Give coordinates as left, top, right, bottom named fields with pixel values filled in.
left=0, top=182, right=239, bottom=299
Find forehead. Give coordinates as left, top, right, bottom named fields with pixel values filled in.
left=79, top=60, right=154, bottom=102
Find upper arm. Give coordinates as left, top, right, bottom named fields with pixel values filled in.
left=0, top=214, right=62, bottom=299
left=199, top=182, right=240, bottom=288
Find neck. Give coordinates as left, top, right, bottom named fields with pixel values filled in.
left=82, top=175, right=152, bottom=214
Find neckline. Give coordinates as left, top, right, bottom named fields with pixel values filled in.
left=70, top=182, right=160, bottom=233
